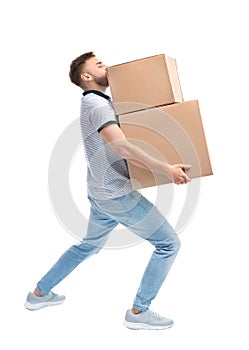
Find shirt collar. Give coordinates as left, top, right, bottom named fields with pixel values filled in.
left=82, top=90, right=111, bottom=101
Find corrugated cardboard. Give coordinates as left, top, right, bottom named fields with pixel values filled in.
left=107, top=54, right=183, bottom=115
left=119, top=100, right=213, bottom=190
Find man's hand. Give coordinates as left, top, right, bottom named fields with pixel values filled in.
left=169, top=164, right=191, bottom=184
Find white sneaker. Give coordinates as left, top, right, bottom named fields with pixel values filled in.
left=24, top=291, right=65, bottom=310
left=124, top=309, right=173, bottom=330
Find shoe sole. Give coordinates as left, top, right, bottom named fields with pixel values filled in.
left=123, top=320, right=173, bottom=330
left=24, top=299, right=65, bottom=311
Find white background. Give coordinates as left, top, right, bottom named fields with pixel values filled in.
left=1, top=0, right=248, bottom=349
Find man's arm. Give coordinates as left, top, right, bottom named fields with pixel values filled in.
left=100, top=124, right=191, bottom=185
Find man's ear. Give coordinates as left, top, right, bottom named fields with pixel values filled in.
left=81, top=72, right=92, bottom=82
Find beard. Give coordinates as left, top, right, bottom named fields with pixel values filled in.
left=93, top=74, right=109, bottom=87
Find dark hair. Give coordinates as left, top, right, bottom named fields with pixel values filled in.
left=69, top=52, right=95, bottom=88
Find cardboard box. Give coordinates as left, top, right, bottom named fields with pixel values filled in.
left=119, top=100, right=213, bottom=190
left=107, top=54, right=183, bottom=115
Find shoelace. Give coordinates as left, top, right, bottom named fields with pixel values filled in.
left=148, top=310, right=163, bottom=320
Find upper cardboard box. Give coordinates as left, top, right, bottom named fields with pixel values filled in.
left=107, top=54, right=183, bottom=115
left=119, top=100, right=213, bottom=190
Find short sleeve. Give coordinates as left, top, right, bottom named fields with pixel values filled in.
left=89, top=101, right=118, bottom=133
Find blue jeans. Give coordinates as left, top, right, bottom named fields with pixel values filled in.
left=37, top=191, right=180, bottom=311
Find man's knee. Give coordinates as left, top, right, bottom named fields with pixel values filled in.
left=163, top=234, right=181, bottom=254
left=161, top=224, right=181, bottom=254
left=160, top=230, right=181, bottom=256
left=172, top=235, right=181, bottom=253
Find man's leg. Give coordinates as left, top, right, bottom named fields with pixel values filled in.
left=94, top=191, right=180, bottom=329
left=94, top=191, right=180, bottom=311
left=122, top=192, right=181, bottom=312
left=25, top=198, right=118, bottom=310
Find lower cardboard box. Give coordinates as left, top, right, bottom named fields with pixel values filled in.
left=119, top=100, right=213, bottom=190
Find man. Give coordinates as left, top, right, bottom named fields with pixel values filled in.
left=24, top=52, right=191, bottom=330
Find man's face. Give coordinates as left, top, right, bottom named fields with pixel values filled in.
left=83, top=56, right=109, bottom=87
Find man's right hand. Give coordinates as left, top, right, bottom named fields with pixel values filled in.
left=169, top=164, right=191, bottom=185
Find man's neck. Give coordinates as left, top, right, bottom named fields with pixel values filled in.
left=86, top=83, right=107, bottom=93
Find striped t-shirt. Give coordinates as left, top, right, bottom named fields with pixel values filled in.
left=80, top=90, right=133, bottom=200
